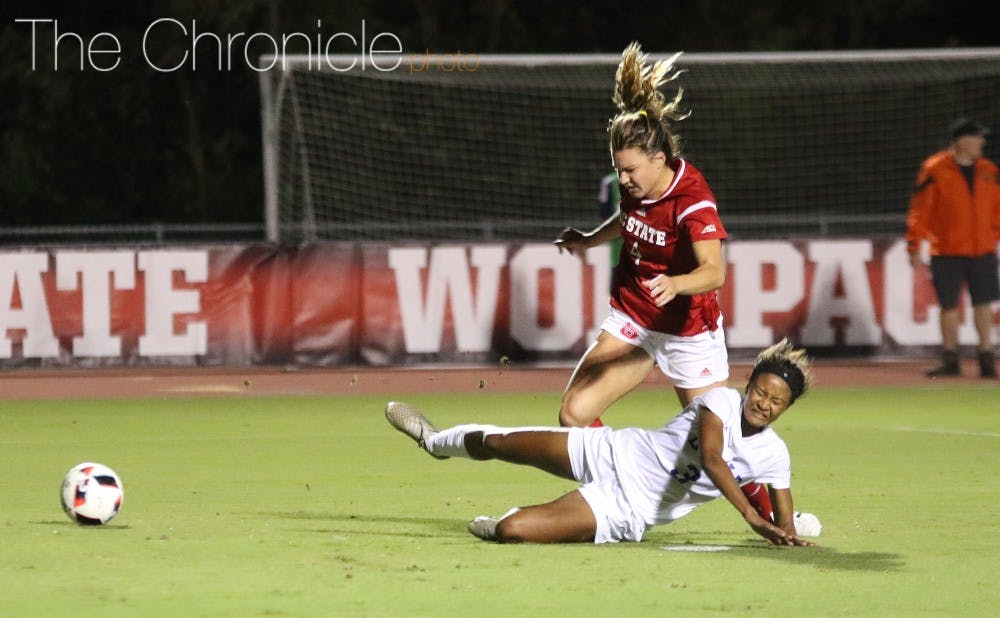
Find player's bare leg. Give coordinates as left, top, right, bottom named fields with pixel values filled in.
left=466, top=428, right=576, bottom=480
left=673, top=380, right=729, bottom=407
left=386, top=402, right=599, bottom=543
left=386, top=401, right=576, bottom=479
left=491, top=490, right=597, bottom=543
left=560, top=332, right=654, bottom=427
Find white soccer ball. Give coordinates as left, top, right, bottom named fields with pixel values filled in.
left=793, top=511, right=822, bottom=537
left=60, top=462, right=124, bottom=525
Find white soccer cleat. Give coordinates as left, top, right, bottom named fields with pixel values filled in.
left=468, top=516, right=499, bottom=541
left=793, top=511, right=822, bottom=537
left=385, top=401, right=448, bottom=459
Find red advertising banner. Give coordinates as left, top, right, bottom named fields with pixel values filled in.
left=0, top=241, right=995, bottom=367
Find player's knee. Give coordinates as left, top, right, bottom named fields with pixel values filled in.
left=558, top=393, right=596, bottom=427
left=494, top=515, right=527, bottom=543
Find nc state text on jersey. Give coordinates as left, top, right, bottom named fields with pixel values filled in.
left=623, top=216, right=667, bottom=246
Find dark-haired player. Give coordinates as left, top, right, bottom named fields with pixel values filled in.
left=386, top=340, right=817, bottom=546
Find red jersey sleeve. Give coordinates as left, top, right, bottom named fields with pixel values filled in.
left=677, top=199, right=727, bottom=244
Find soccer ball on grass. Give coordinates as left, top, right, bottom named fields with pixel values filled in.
left=60, top=462, right=124, bottom=525
left=793, top=511, right=822, bottom=537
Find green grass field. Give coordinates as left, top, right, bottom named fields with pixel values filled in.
left=3, top=384, right=999, bottom=616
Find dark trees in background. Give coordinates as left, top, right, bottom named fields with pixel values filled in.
left=0, top=0, right=993, bottom=226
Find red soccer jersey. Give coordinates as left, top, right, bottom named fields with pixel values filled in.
left=610, top=158, right=727, bottom=336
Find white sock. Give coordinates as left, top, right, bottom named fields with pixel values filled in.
left=498, top=506, right=521, bottom=521
left=428, top=425, right=570, bottom=458
left=471, top=506, right=522, bottom=540
left=425, top=424, right=501, bottom=458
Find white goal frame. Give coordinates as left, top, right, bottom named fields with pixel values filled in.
left=259, top=47, right=1000, bottom=242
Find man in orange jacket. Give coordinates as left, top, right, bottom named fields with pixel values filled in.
left=906, top=117, right=1000, bottom=378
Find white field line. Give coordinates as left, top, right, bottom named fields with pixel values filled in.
left=661, top=545, right=732, bottom=552
left=889, top=426, right=1000, bottom=439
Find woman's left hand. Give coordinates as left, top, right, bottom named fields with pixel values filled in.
left=554, top=228, right=591, bottom=256
left=644, top=275, right=678, bottom=306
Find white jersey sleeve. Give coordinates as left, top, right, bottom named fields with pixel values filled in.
left=696, top=387, right=792, bottom=490
left=608, top=387, right=792, bottom=528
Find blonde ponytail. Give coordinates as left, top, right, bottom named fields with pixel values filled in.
left=609, top=42, right=688, bottom=159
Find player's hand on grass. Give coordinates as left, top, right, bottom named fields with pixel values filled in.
left=554, top=228, right=591, bottom=256
left=787, top=535, right=816, bottom=547
left=747, top=514, right=815, bottom=547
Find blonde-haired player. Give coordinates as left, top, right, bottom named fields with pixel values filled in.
left=386, top=340, right=817, bottom=545
left=555, top=42, right=786, bottom=522
left=555, top=42, right=728, bottom=425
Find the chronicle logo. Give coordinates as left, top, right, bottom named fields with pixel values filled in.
left=13, top=18, right=478, bottom=74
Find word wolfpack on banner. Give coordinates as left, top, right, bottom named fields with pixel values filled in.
left=1, top=240, right=995, bottom=366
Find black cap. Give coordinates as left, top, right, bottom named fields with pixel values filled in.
left=950, top=117, right=991, bottom=140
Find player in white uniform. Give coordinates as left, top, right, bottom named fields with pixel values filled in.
left=386, top=340, right=816, bottom=546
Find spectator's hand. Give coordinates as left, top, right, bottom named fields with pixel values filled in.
left=644, top=275, right=678, bottom=306
left=554, top=228, right=590, bottom=256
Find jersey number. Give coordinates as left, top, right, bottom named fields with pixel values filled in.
left=630, top=241, right=642, bottom=265
left=669, top=463, right=701, bottom=484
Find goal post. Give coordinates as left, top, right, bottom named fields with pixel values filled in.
left=259, top=49, right=1000, bottom=243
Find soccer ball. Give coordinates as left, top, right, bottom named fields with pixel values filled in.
left=60, top=462, right=124, bottom=525
left=793, top=511, right=822, bottom=537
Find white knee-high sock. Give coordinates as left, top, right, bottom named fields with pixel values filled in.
left=425, top=424, right=502, bottom=458
left=428, top=425, right=571, bottom=458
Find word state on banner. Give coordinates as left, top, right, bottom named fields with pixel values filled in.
left=0, top=250, right=207, bottom=358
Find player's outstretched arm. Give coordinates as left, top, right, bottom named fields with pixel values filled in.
left=771, top=487, right=815, bottom=547
left=554, top=212, right=622, bottom=256
left=696, top=408, right=797, bottom=546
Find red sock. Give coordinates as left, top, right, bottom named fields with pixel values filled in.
left=741, top=482, right=774, bottom=521
left=588, top=418, right=605, bottom=428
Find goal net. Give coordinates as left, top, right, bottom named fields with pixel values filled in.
left=260, top=49, right=1000, bottom=242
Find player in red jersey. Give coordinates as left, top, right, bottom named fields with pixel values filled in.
left=555, top=42, right=773, bottom=520
left=556, top=43, right=727, bottom=422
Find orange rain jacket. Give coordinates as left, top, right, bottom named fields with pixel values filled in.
left=906, top=150, right=1000, bottom=257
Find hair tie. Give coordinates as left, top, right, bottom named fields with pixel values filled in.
left=750, top=361, right=806, bottom=404
left=637, top=110, right=648, bottom=117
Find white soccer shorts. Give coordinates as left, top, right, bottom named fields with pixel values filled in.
left=600, top=308, right=729, bottom=389
left=567, top=426, right=648, bottom=544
